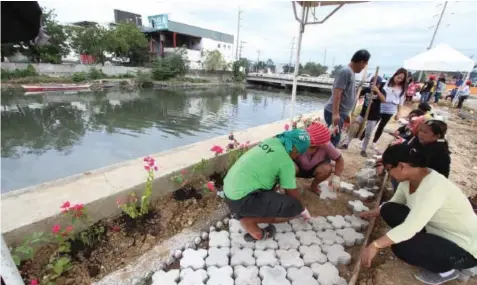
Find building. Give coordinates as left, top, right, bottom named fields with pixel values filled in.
left=142, top=14, right=234, bottom=69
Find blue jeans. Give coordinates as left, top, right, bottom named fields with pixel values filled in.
left=420, top=92, right=429, bottom=103
left=324, top=109, right=348, bottom=147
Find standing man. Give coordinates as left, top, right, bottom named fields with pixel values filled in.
left=324, top=49, right=371, bottom=146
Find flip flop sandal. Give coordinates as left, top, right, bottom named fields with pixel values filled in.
left=243, top=225, right=277, bottom=242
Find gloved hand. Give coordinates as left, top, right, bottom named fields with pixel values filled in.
left=300, top=208, right=311, bottom=221
left=329, top=175, right=341, bottom=192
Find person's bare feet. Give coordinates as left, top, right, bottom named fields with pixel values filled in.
left=310, top=185, right=321, bottom=194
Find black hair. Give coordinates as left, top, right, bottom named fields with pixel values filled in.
left=409, top=77, right=414, bottom=83
left=409, top=109, right=425, bottom=117
left=424, top=120, right=447, bottom=139
left=438, top=77, right=446, bottom=83
left=387, top=67, right=408, bottom=96
left=418, top=102, right=432, bottom=112
left=382, top=143, right=428, bottom=168
left=351, top=49, right=371, bottom=63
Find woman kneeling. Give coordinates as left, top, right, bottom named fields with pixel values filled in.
left=360, top=143, right=477, bottom=285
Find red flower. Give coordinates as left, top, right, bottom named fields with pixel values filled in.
left=144, top=165, right=151, bottom=171
left=65, top=225, right=74, bottom=233
left=153, top=166, right=158, bottom=171
left=72, top=204, right=84, bottom=211
left=284, top=124, right=290, bottom=131
left=60, top=201, right=71, bottom=209
left=52, top=224, right=61, bottom=234
left=210, top=145, right=224, bottom=155
left=206, top=181, right=216, bottom=192
left=181, top=169, right=188, bottom=175
left=30, top=280, right=39, bottom=285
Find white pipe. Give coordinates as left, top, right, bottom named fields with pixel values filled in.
left=290, top=5, right=306, bottom=122
left=1, top=235, right=25, bottom=285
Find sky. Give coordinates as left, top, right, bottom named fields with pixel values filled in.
left=40, top=0, right=477, bottom=75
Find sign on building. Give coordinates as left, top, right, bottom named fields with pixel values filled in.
left=148, top=14, right=168, bottom=29
left=114, top=9, right=142, bottom=26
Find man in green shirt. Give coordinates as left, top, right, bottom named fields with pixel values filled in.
left=224, top=129, right=311, bottom=241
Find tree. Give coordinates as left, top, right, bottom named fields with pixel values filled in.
left=203, top=50, right=226, bottom=71
left=282, top=64, right=295, bottom=74
left=331, top=64, right=344, bottom=77
left=253, top=61, right=267, bottom=72
left=232, top=58, right=251, bottom=81
left=266, top=59, right=276, bottom=73
left=68, top=23, right=109, bottom=65
left=299, top=62, right=328, bottom=76
left=106, top=22, right=149, bottom=66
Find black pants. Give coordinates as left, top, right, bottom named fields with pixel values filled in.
left=381, top=202, right=477, bottom=273
left=457, top=96, right=468, bottom=109
left=373, top=113, right=393, bottom=143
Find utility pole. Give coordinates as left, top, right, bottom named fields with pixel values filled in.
left=323, top=48, right=327, bottom=66
left=235, top=8, right=243, bottom=60
left=256, top=50, right=261, bottom=72
left=238, top=41, right=245, bottom=59
left=288, top=36, right=295, bottom=74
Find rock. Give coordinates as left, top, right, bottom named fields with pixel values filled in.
left=201, top=232, right=209, bottom=240
left=174, top=249, right=183, bottom=259
left=194, top=237, right=202, bottom=245
left=210, top=226, right=216, bottom=232
left=223, top=218, right=229, bottom=225
left=187, top=219, right=194, bottom=226
left=216, top=221, right=224, bottom=229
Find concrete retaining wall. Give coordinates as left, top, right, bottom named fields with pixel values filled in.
left=1, top=112, right=320, bottom=246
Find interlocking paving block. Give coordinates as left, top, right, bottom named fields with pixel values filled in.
left=206, top=247, right=230, bottom=267
left=152, top=269, right=180, bottom=285
left=344, top=215, right=369, bottom=231
left=340, top=181, right=355, bottom=193
left=299, top=245, right=327, bottom=265
left=259, top=265, right=291, bottom=285
left=287, top=267, right=319, bottom=285
left=180, top=248, right=208, bottom=270
left=462, top=266, right=477, bottom=277
left=254, top=249, right=279, bottom=267
left=369, top=186, right=380, bottom=193
left=356, top=168, right=377, bottom=189
left=364, top=159, right=376, bottom=168
left=234, top=265, right=261, bottom=285
left=289, top=218, right=312, bottom=231
left=336, top=228, right=365, bottom=247
left=311, top=262, right=342, bottom=285
left=326, top=215, right=351, bottom=229
left=309, top=216, right=333, bottom=231
left=319, top=182, right=337, bottom=200
left=230, top=233, right=255, bottom=249
left=229, top=219, right=245, bottom=233
left=275, top=232, right=300, bottom=249
left=207, top=266, right=234, bottom=285
left=348, top=200, right=370, bottom=214
left=353, top=188, right=375, bottom=201
left=317, top=229, right=344, bottom=246
left=296, top=230, right=322, bottom=246
left=321, top=244, right=351, bottom=265
left=274, top=222, right=293, bottom=233
left=209, top=231, right=231, bottom=248
left=276, top=249, right=305, bottom=268
left=179, top=268, right=208, bottom=285
left=254, top=237, right=278, bottom=250
left=230, top=247, right=255, bottom=266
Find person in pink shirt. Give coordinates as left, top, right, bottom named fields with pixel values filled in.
left=405, top=78, right=420, bottom=103
left=295, top=122, right=345, bottom=193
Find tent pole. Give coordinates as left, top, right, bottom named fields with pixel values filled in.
left=290, top=5, right=306, bottom=122
left=1, top=235, right=25, bottom=285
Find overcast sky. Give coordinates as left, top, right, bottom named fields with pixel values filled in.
left=41, top=0, right=477, bottom=75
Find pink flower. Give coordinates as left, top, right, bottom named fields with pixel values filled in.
left=60, top=201, right=71, bottom=209
left=210, top=145, right=224, bottom=155
left=116, top=198, right=122, bottom=206
left=206, top=181, right=216, bottom=192
left=72, top=204, right=84, bottom=211
left=110, top=225, right=121, bottom=232
left=153, top=166, right=158, bottom=171
left=30, top=280, right=39, bottom=285
left=284, top=124, right=290, bottom=131
left=181, top=169, right=188, bottom=175
left=52, top=224, right=61, bottom=234
left=144, top=165, right=151, bottom=171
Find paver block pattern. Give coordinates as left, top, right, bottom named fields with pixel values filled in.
left=311, top=262, right=344, bottom=285
left=326, top=215, right=351, bottom=229
left=340, top=181, right=354, bottom=193
left=348, top=200, right=370, bottom=214
left=180, top=248, right=208, bottom=269
left=322, top=244, right=351, bottom=265
left=336, top=228, right=364, bottom=247
left=317, top=229, right=344, bottom=246
left=344, top=215, right=369, bottom=231
left=356, top=168, right=377, bottom=189
left=309, top=217, right=333, bottom=231
left=207, top=266, right=233, bottom=285
left=353, top=188, right=375, bottom=201
left=229, top=219, right=245, bottom=233
left=276, top=249, right=305, bottom=268
left=209, top=231, right=231, bottom=248
left=259, top=266, right=291, bottom=285
left=230, top=233, right=255, bottom=249
left=234, top=266, right=261, bottom=285
left=287, top=267, right=319, bottom=285
left=230, top=247, right=255, bottom=266
left=289, top=218, right=312, bottom=231
left=296, top=230, right=322, bottom=246
left=254, top=238, right=278, bottom=250
left=319, top=182, right=337, bottom=200
left=152, top=269, right=180, bottom=285
left=206, top=247, right=230, bottom=267
left=254, top=249, right=279, bottom=267
left=299, top=245, right=327, bottom=265
left=275, top=232, right=300, bottom=249
left=179, top=268, right=208, bottom=285
left=273, top=222, right=293, bottom=233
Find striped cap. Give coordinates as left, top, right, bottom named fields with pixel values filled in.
left=306, top=122, right=330, bottom=146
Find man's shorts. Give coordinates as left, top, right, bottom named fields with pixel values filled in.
left=225, top=190, right=303, bottom=219
left=296, top=160, right=331, bottom=179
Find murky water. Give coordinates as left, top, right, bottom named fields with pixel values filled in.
left=1, top=87, right=328, bottom=192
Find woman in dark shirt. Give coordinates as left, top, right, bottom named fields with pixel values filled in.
left=420, top=75, right=436, bottom=103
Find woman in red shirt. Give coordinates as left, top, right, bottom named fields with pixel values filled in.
left=405, top=78, right=420, bottom=103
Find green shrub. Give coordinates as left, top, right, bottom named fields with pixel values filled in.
left=71, top=72, right=87, bottom=82
left=1, top=64, right=38, bottom=80
left=151, top=51, right=189, bottom=81
left=87, top=67, right=106, bottom=80
left=136, top=71, right=153, bottom=88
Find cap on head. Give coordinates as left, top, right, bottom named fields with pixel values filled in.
left=306, top=123, right=331, bottom=146
left=466, top=80, right=472, bottom=86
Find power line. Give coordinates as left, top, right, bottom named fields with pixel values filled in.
left=235, top=7, right=243, bottom=60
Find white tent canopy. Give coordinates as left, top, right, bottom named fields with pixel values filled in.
left=404, top=44, right=475, bottom=72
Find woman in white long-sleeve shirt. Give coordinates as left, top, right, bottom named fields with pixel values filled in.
left=359, top=143, right=477, bottom=285
left=371, top=68, right=407, bottom=152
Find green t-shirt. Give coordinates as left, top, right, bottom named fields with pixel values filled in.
left=223, top=138, right=297, bottom=200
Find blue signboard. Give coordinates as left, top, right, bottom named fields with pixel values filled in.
left=148, top=14, right=168, bottom=30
